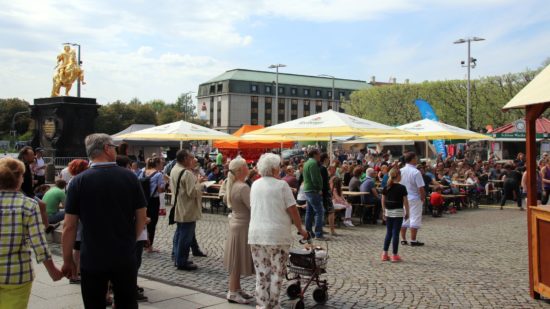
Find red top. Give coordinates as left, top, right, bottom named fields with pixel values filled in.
left=430, top=192, right=444, bottom=207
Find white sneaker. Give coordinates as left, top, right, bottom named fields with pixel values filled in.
left=227, top=292, right=250, bottom=304
left=344, top=221, right=354, bottom=227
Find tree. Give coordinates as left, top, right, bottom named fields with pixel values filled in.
left=0, top=98, right=32, bottom=136
left=158, top=109, right=182, bottom=124
left=174, top=93, right=196, bottom=121
left=344, top=69, right=536, bottom=130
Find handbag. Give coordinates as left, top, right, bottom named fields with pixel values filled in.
left=168, top=168, right=186, bottom=225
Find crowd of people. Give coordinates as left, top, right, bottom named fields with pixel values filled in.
left=0, top=136, right=536, bottom=308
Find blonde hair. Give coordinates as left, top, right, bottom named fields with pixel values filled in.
left=387, top=168, right=400, bottom=189
left=0, top=157, right=25, bottom=190
left=226, top=157, right=247, bottom=209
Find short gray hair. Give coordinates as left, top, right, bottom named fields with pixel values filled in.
left=85, top=133, right=113, bottom=159
left=257, top=153, right=281, bottom=177
left=366, top=168, right=375, bottom=175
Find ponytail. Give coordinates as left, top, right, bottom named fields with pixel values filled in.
left=225, top=158, right=247, bottom=209
left=387, top=168, right=400, bottom=190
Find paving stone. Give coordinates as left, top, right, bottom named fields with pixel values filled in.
left=46, top=206, right=550, bottom=308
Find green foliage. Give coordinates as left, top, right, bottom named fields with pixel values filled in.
left=0, top=98, right=31, bottom=135
left=345, top=69, right=540, bottom=130
left=94, top=93, right=206, bottom=135
left=174, top=93, right=196, bottom=121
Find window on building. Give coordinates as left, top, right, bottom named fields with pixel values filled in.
left=315, top=89, right=322, bottom=97
left=251, top=84, right=258, bottom=93
left=217, top=96, right=222, bottom=127
left=265, top=85, right=272, bottom=94
left=278, top=98, right=285, bottom=123
left=327, top=91, right=333, bottom=99
left=304, top=99, right=310, bottom=117
left=251, top=96, right=259, bottom=125
left=328, top=101, right=334, bottom=110
left=209, top=97, right=214, bottom=127
left=265, top=97, right=272, bottom=127
left=304, top=89, right=310, bottom=97
left=209, top=85, right=216, bottom=94
left=217, top=84, right=223, bottom=92
left=315, top=100, right=322, bottom=113
left=278, top=87, right=285, bottom=95
left=291, top=99, right=298, bottom=120
left=291, top=88, right=297, bottom=96
left=339, top=91, right=345, bottom=99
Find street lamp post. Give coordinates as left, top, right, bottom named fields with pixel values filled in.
left=318, top=74, right=336, bottom=111
left=269, top=64, right=287, bottom=123
left=454, top=37, right=485, bottom=130
left=63, top=42, right=82, bottom=97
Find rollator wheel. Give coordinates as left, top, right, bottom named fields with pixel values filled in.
left=290, top=299, right=305, bottom=309
left=287, top=283, right=301, bottom=299
left=312, top=287, right=328, bottom=304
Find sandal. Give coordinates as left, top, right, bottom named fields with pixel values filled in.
left=401, top=240, right=408, bottom=245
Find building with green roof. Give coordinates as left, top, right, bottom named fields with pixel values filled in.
left=196, top=69, right=370, bottom=133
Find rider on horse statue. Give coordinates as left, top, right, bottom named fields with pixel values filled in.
left=51, top=45, right=86, bottom=97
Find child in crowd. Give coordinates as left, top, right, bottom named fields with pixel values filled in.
left=430, top=187, right=445, bottom=217
left=330, top=176, right=354, bottom=227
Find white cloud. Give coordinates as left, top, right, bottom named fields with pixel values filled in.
left=0, top=0, right=547, bottom=103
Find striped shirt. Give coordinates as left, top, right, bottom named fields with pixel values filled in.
left=0, top=191, right=51, bottom=284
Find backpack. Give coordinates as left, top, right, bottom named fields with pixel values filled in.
left=139, top=170, right=159, bottom=198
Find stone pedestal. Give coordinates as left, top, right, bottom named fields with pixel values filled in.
left=31, top=96, right=99, bottom=157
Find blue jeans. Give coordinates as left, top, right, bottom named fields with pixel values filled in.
left=172, top=229, right=201, bottom=260
left=383, top=217, right=403, bottom=255
left=47, top=210, right=65, bottom=224
left=305, top=192, right=324, bottom=238
left=175, top=222, right=196, bottom=267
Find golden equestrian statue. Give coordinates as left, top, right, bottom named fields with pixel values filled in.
left=51, top=45, right=86, bottom=97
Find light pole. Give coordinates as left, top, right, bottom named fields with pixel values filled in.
left=269, top=64, right=286, bottom=122
left=63, top=42, right=82, bottom=97
left=318, top=74, right=336, bottom=111
left=454, top=37, right=485, bottom=130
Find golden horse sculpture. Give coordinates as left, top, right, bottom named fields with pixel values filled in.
left=51, top=45, right=86, bottom=97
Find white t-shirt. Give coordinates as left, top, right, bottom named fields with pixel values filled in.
left=400, top=164, right=425, bottom=201
left=34, top=157, right=45, bottom=176
left=248, top=177, right=296, bottom=246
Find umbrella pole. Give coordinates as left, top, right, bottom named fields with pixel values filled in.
left=425, top=140, right=429, bottom=159
left=180, top=140, right=183, bottom=150
left=329, top=134, right=333, bottom=163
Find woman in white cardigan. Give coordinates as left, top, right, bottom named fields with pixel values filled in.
left=248, top=153, right=308, bottom=309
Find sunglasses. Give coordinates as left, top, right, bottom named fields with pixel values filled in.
left=106, top=143, right=118, bottom=148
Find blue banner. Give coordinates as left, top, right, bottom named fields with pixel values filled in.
left=414, top=99, right=447, bottom=158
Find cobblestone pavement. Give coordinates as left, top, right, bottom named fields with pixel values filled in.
left=53, top=205, right=550, bottom=308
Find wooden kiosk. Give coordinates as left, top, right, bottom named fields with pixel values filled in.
left=502, top=64, right=550, bottom=299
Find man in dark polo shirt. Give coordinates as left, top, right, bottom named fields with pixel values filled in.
left=18, top=146, right=54, bottom=232
left=18, top=146, right=35, bottom=197
left=61, top=133, right=147, bottom=309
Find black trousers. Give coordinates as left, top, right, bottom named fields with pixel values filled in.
left=501, top=183, right=522, bottom=207
left=147, top=197, right=160, bottom=247
left=135, top=241, right=146, bottom=271
left=34, top=175, right=45, bottom=188
left=81, top=267, right=137, bottom=309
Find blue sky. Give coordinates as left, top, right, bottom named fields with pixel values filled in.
left=0, top=0, right=549, bottom=104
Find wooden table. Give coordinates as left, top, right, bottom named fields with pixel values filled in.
left=201, top=194, right=223, bottom=214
